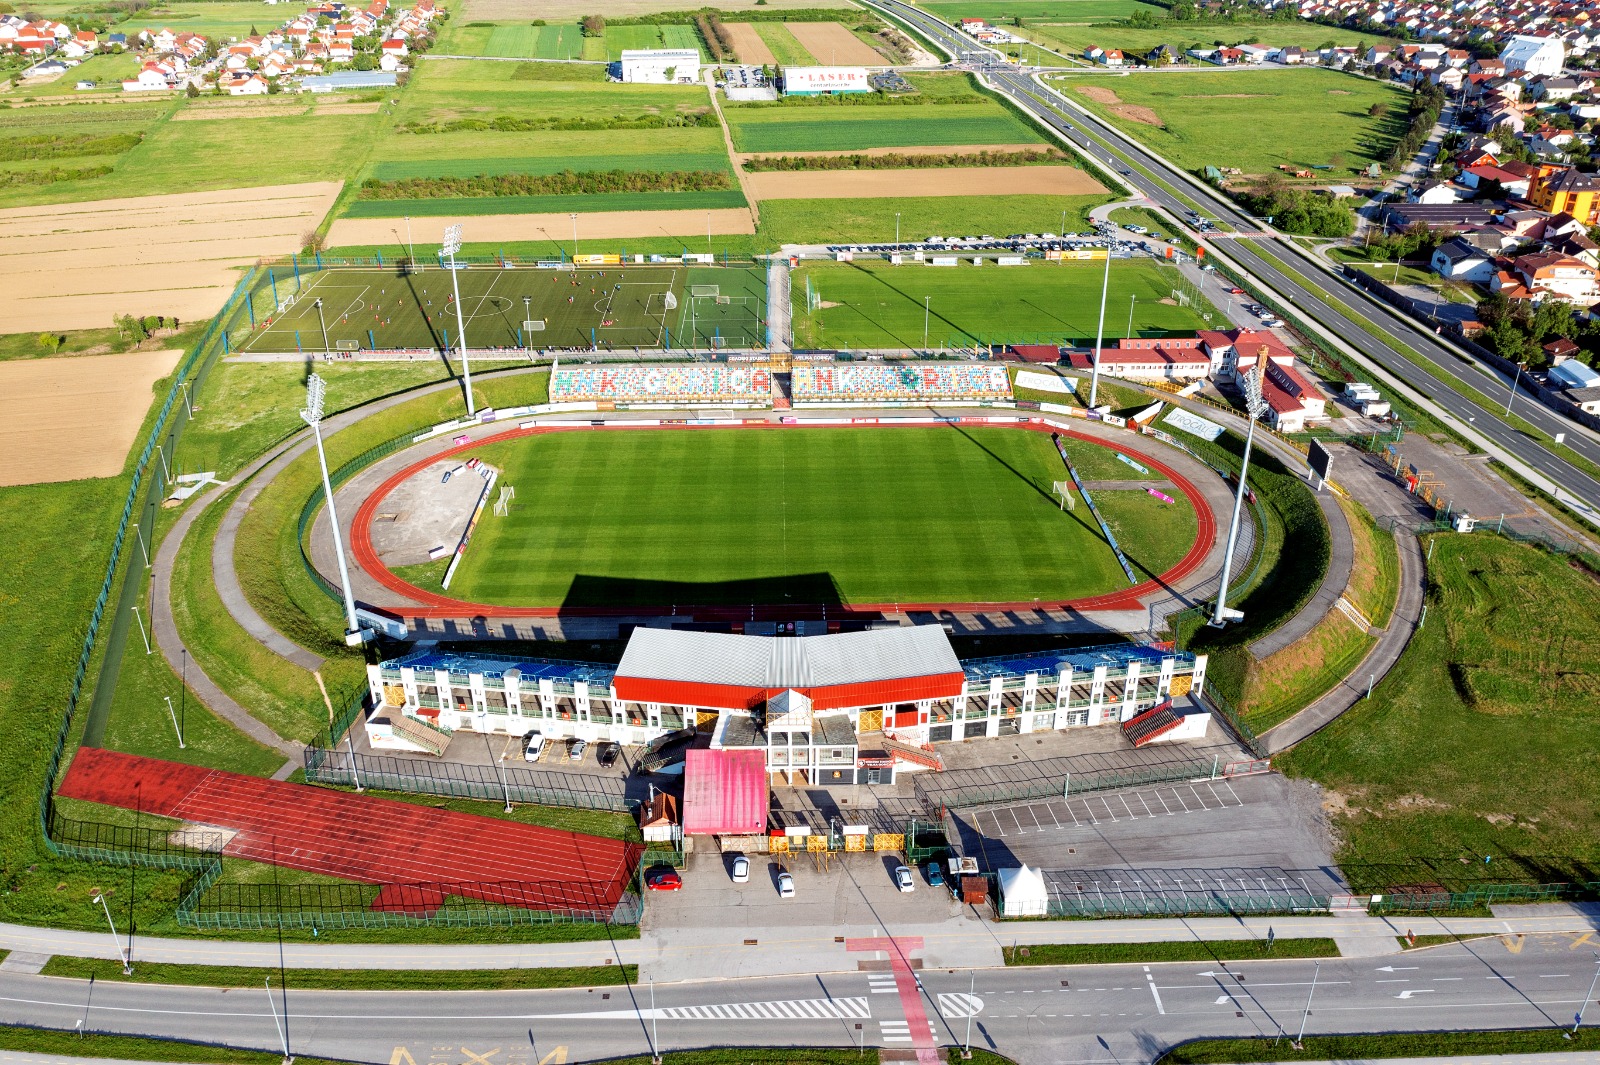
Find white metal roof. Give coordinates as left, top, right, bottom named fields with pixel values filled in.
left=618, top=626, right=960, bottom=689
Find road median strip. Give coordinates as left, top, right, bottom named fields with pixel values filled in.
left=41, top=955, right=637, bottom=990
left=1004, top=938, right=1341, bottom=966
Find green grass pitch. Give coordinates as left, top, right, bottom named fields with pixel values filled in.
left=443, top=427, right=1198, bottom=607
left=240, top=265, right=767, bottom=353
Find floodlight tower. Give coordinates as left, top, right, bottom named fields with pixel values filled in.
left=1209, top=357, right=1269, bottom=628
left=302, top=374, right=369, bottom=647
left=443, top=224, right=477, bottom=417
left=1088, top=222, right=1114, bottom=409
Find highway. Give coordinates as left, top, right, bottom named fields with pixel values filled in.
left=7, top=934, right=1598, bottom=1064
left=869, top=0, right=1600, bottom=514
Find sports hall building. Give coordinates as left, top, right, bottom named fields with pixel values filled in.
left=366, top=627, right=1209, bottom=782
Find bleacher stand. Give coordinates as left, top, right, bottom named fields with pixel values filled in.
left=792, top=363, right=1013, bottom=406
left=551, top=365, right=772, bottom=405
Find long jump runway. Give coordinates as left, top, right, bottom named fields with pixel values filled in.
left=59, top=748, right=642, bottom=915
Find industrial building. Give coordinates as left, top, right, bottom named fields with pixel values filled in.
left=363, top=627, right=1210, bottom=783
left=781, top=66, right=871, bottom=95
left=616, top=48, right=700, bottom=84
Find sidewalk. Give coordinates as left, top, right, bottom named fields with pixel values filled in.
left=1, top=906, right=1592, bottom=979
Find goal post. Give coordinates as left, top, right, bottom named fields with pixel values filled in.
left=1052, top=480, right=1076, bottom=511
left=662, top=291, right=678, bottom=310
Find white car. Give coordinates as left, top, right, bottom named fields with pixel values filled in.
left=522, top=731, right=546, bottom=762
left=894, top=865, right=915, bottom=893
left=1124, top=224, right=1147, bottom=234
left=731, top=855, right=749, bottom=883
left=777, top=871, right=795, bottom=898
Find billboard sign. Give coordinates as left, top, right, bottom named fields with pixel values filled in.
left=1162, top=406, right=1225, bottom=441
left=1307, top=439, right=1334, bottom=484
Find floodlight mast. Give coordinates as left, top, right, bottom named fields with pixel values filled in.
left=1210, top=358, right=1268, bottom=628
left=443, top=224, right=476, bottom=417
left=301, top=374, right=368, bottom=646
left=1088, top=223, right=1114, bottom=408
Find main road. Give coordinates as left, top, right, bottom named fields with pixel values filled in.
left=868, top=0, right=1600, bottom=515
left=6, top=934, right=1597, bottom=1064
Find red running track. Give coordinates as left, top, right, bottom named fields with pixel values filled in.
left=60, top=748, right=641, bottom=916
left=349, top=421, right=1217, bottom=619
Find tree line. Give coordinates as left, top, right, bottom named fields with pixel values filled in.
left=694, top=12, right=736, bottom=62
left=358, top=168, right=734, bottom=200
left=0, top=131, right=141, bottom=162
left=1383, top=83, right=1445, bottom=170
left=1234, top=174, right=1355, bottom=237
left=744, top=148, right=1067, bottom=171
left=398, top=111, right=715, bottom=134
left=0, top=164, right=113, bottom=187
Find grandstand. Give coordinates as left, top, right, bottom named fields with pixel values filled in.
left=793, top=363, right=1013, bottom=406
left=549, top=364, right=773, bottom=406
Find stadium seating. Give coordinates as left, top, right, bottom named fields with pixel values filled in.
left=792, top=363, right=1013, bottom=404
left=550, top=365, right=772, bottom=404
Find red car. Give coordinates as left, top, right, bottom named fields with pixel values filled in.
left=645, top=869, right=683, bottom=892
left=1227, top=287, right=1246, bottom=295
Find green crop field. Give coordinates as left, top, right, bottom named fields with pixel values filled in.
left=1280, top=534, right=1600, bottom=890
left=925, top=0, right=1165, bottom=22
left=484, top=24, right=587, bottom=59
left=754, top=23, right=819, bottom=65
left=343, top=188, right=748, bottom=218
left=1049, top=67, right=1409, bottom=175
left=238, top=264, right=766, bottom=353
left=793, top=259, right=1213, bottom=347
left=367, top=152, right=734, bottom=181
left=725, top=106, right=1044, bottom=152
left=123, top=1, right=286, bottom=39
left=442, top=426, right=1196, bottom=607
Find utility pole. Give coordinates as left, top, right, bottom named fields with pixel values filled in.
left=91, top=893, right=131, bottom=975
left=1292, top=961, right=1320, bottom=1049
left=1210, top=361, right=1266, bottom=627
left=1504, top=359, right=1522, bottom=417
left=923, top=296, right=931, bottom=349
left=404, top=214, right=415, bottom=269
left=484, top=728, right=513, bottom=813
left=895, top=212, right=901, bottom=262
left=571, top=212, right=579, bottom=259
left=301, top=375, right=367, bottom=647
left=442, top=224, right=476, bottom=417
left=962, top=971, right=975, bottom=1059
left=131, top=605, right=150, bottom=655
left=1570, top=954, right=1600, bottom=1036
left=1089, top=225, right=1113, bottom=408
left=314, top=297, right=331, bottom=361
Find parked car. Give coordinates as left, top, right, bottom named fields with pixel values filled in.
left=777, top=871, right=796, bottom=898
left=1228, top=287, right=1246, bottom=295
left=465, top=457, right=481, bottom=470
left=596, top=741, right=620, bottom=768
left=645, top=869, right=682, bottom=892
left=568, top=738, right=589, bottom=763
left=925, top=861, right=944, bottom=887
left=894, top=865, right=915, bottom=893
left=1124, top=224, right=1147, bottom=234
left=731, top=854, right=750, bottom=883
left=522, top=731, right=546, bottom=762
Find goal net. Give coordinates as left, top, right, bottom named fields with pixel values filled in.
left=662, top=291, right=678, bottom=310
left=524, top=319, right=546, bottom=332
left=690, top=285, right=719, bottom=297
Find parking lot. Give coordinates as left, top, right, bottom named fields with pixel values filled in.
left=964, top=776, right=1245, bottom=839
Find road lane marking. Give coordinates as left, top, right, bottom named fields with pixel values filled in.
left=1144, top=966, right=1165, bottom=1015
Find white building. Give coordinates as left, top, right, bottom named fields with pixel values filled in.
left=618, top=48, right=699, bottom=84
left=1499, top=34, right=1565, bottom=78
left=781, top=66, right=870, bottom=96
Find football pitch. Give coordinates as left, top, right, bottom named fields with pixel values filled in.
left=443, top=427, right=1200, bottom=608
left=239, top=265, right=767, bottom=353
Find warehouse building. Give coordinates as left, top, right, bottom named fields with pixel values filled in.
left=781, top=66, right=871, bottom=95
left=364, top=627, right=1209, bottom=782
left=616, top=48, right=700, bottom=84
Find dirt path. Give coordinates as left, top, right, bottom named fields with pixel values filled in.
left=706, top=68, right=761, bottom=228
left=0, top=348, right=181, bottom=485
left=744, top=165, right=1105, bottom=200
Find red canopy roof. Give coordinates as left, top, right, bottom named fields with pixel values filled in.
left=682, top=749, right=768, bottom=836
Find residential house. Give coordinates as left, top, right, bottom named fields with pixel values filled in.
left=1500, top=33, right=1565, bottom=76
left=1504, top=251, right=1600, bottom=302
left=1430, top=235, right=1499, bottom=282
left=1529, top=165, right=1600, bottom=223
left=1411, top=179, right=1466, bottom=204
left=1461, top=163, right=1533, bottom=197
left=1147, top=43, right=1182, bottom=65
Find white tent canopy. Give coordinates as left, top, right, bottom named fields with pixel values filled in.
left=998, top=865, right=1049, bottom=917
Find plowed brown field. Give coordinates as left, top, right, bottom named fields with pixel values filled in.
left=327, top=207, right=756, bottom=248
left=785, top=22, right=886, bottom=66
left=724, top=22, right=777, bottom=65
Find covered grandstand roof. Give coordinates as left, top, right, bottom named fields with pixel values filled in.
left=682, top=749, right=768, bottom=836
left=614, top=626, right=965, bottom=711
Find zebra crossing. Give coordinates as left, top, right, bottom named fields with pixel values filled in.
left=656, top=996, right=870, bottom=1021
left=868, top=973, right=899, bottom=994
left=879, top=1018, right=936, bottom=1044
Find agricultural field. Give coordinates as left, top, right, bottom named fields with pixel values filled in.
left=761, top=192, right=1111, bottom=245
left=1027, top=20, right=1394, bottom=58
left=752, top=22, right=818, bottom=66
left=16, top=51, right=144, bottom=95
left=1281, top=534, right=1600, bottom=890
left=726, top=105, right=1042, bottom=152
left=119, top=1, right=289, bottom=40
left=923, top=0, right=1166, bottom=22
left=442, top=426, right=1198, bottom=607
left=443, top=19, right=706, bottom=59
left=238, top=263, right=767, bottom=352
left=1052, top=68, right=1411, bottom=175
left=792, top=258, right=1213, bottom=347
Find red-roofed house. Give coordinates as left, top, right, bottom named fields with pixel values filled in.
left=1062, top=337, right=1213, bottom=381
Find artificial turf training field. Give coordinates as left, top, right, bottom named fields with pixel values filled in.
left=443, top=427, right=1200, bottom=607
left=238, top=265, right=767, bottom=353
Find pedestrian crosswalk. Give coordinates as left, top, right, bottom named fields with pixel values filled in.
left=868, top=973, right=898, bottom=994
left=658, top=996, right=871, bottom=1021
left=878, top=1018, right=936, bottom=1044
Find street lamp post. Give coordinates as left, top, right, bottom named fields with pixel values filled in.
left=131, top=605, right=151, bottom=655
left=442, top=224, right=476, bottom=418
left=163, top=696, right=185, bottom=749
left=523, top=296, right=533, bottom=351
left=571, top=212, right=579, bottom=259
left=1127, top=294, right=1137, bottom=336
left=923, top=296, right=931, bottom=350
left=1088, top=225, right=1113, bottom=408
left=1571, top=954, right=1600, bottom=1036
left=962, top=971, right=975, bottom=1059
left=131, top=521, right=149, bottom=569
left=301, top=375, right=367, bottom=647
left=895, top=212, right=901, bottom=262
left=1504, top=360, right=1523, bottom=417
left=483, top=728, right=513, bottom=814
left=404, top=215, right=416, bottom=269
left=91, top=894, right=132, bottom=975
left=1210, top=362, right=1267, bottom=627
left=1292, top=961, right=1320, bottom=1049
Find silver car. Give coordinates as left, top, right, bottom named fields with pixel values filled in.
left=894, top=865, right=915, bottom=893
left=568, top=738, right=589, bottom=763
left=777, top=871, right=795, bottom=898
left=730, top=855, right=749, bottom=883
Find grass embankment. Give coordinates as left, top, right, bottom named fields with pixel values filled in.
left=1004, top=938, right=1340, bottom=966
left=1280, top=534, right=1600, bottom=891
left=42, top=955, right=636, bottom=990
left=0, top=1025, right=359, bottom=1065
left=1161, top=1028, right=1600, bottom=1064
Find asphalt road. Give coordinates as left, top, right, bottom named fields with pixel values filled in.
left=7, top=933, right=1598, bottom=1064
left=867, top=0, right=1600, bottom=514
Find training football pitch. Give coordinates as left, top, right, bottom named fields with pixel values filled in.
left=442, top=427, right=1199, bottom=608
left=238, top=264, right=767, bottom=353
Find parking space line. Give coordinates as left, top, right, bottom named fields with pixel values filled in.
left=1064, top=800, right=1081, bottom=827
left=1222, top=779, right=1244, bottom=806
left=1026, top=805, right=1045, bottom=832
left=1153, top=789, right=1175, bottom=815
left=1045, top=802, right=1062, bottom=829
left=1169, top=788, right=1190, bottom=813
left=1009, top=808, right=1026, bottom=834
left=1136, top=791, right=1155, bottom=817
left=1187, top=784, right=1207, bottom=809
left=987, top=810, right=1007, bottom=839
left=1100, top=796, right=1117, bottom=822
left=1205, top=782, right=1228, bottom=807
left=1119, top=795, right=1137, bottom=819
